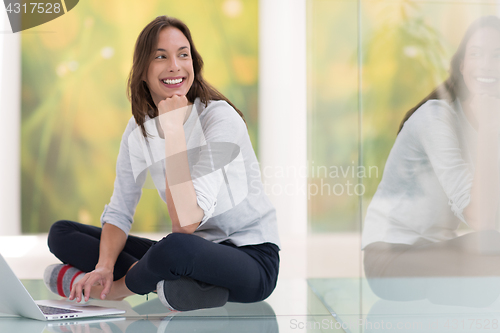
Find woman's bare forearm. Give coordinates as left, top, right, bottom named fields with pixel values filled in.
left=163, top=123, right=203, bottom=233
left=96, top=223, right=128, bottom=270
left=158, top=98, right=204, bottom=233
left=70, top=223, right=128, bottom=302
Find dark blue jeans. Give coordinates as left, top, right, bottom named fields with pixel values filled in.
left=47, top=220, right=280, bottom=303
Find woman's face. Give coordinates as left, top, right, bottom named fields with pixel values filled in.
left=145, top=27, right=195, bottom=105
left=461, top=27, right=500, bottom=97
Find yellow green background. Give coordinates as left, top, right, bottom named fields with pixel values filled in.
left=21, top=0, right=258, bottom=233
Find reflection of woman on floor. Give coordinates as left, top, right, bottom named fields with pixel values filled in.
left=362, top=16, right=500, bottom=300
left=44, top=16, right=280, bottom=311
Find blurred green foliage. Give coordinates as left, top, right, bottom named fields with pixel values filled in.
left=21, top=0, right=258, bottom=233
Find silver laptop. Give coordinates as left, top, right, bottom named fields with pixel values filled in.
left=0, top=254, right=125, bottom=321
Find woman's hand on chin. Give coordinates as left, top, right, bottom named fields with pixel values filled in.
left=158, top=95, right=190, bottom=130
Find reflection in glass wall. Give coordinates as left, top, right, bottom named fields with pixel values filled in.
left=361, top=1, right=500, bottom=332
left=309, top=0, right=500, bottom=332
left=21, top=0, right=258, bottom=233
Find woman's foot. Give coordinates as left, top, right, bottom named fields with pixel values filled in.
left=157, top=277, right=229, bottom=311
left=86, top=276, right=134, bottom=301
left=43, top=264, right=84, bottom=298
left=87, top=284, right=126, bottom=301
left=44, top=264, right=134, bottom=302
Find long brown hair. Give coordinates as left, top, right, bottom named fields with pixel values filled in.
left=398, top=15, right=500, bottom=133
left=127, top=16, right=246, bottom=138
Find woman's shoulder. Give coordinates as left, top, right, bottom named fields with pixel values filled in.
left=403, top=99, right=459, bottom=131
left=200, top=99, right=236, bottom=115
left=122, top=116, right=139, bottom=135
left=197, top=98, right=245, bottom=127
left=412, top=99, right=456, bottom=119
left=127, top=116, right=139, bottom=127
left=119, top=116, right=146, bottom=146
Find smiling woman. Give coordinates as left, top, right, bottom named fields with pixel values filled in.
left=44, top=16, right=280, bottom=313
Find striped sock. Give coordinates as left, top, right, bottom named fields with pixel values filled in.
left=43, top=264, right=85, bottom=298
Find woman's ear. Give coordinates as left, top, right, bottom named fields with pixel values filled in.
left=141, top=68, right=149, bottom=83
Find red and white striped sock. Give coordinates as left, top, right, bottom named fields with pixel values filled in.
left=43, top=264, right=84, bottom=298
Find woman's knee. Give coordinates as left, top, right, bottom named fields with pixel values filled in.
left=47, top=220, right=85, bottom=257
left=455, top=230, right=500, bottom=254
left=144, top=233, right=197, bottom=275
left=47, top=220, right=72, bottom=251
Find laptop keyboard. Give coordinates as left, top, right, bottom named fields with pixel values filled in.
left=38, top=305, right=83, bottom=315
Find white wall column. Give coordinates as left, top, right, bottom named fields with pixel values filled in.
left=259, top=0, right=307, bottom=287
left=259, top=0, right=307, bottom=237
left=0, top=7, right=21, bottom=235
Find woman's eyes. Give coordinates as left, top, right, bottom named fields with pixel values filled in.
left=155, top=53, right=190, bottom=59
left=466, top=52, right=500, bottom=60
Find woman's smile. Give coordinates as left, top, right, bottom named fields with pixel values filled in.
left=160, top=76, right=186, bottom=88
left=475, top=76, right=498, bottom=84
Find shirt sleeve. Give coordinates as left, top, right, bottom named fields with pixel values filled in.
left=189, top=101, right=247, bottom=227
left=100, top=118, right=146, bottom=235
left=409, top=100, right=473, bottom=224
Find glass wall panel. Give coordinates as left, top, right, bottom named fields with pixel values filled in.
left=361, top=2, right=500, bottom=331
left=307, top=0, right=363, bottom=323
left=308, top=0, right=360, bottom=234
left=309, top=0, right=500, bottom=331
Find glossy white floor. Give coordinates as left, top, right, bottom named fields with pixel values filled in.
left=0, top=233, right=361, bottom=333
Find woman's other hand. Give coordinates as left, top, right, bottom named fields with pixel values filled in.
left=69, top=265, right=114, bottom=302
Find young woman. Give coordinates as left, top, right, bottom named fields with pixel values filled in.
left=362, top=15, right=500, bottom=300
left=45, top=16, right=280, bottom=311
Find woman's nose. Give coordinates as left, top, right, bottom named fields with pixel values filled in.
left=167, top=57, right=180, bottom=71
